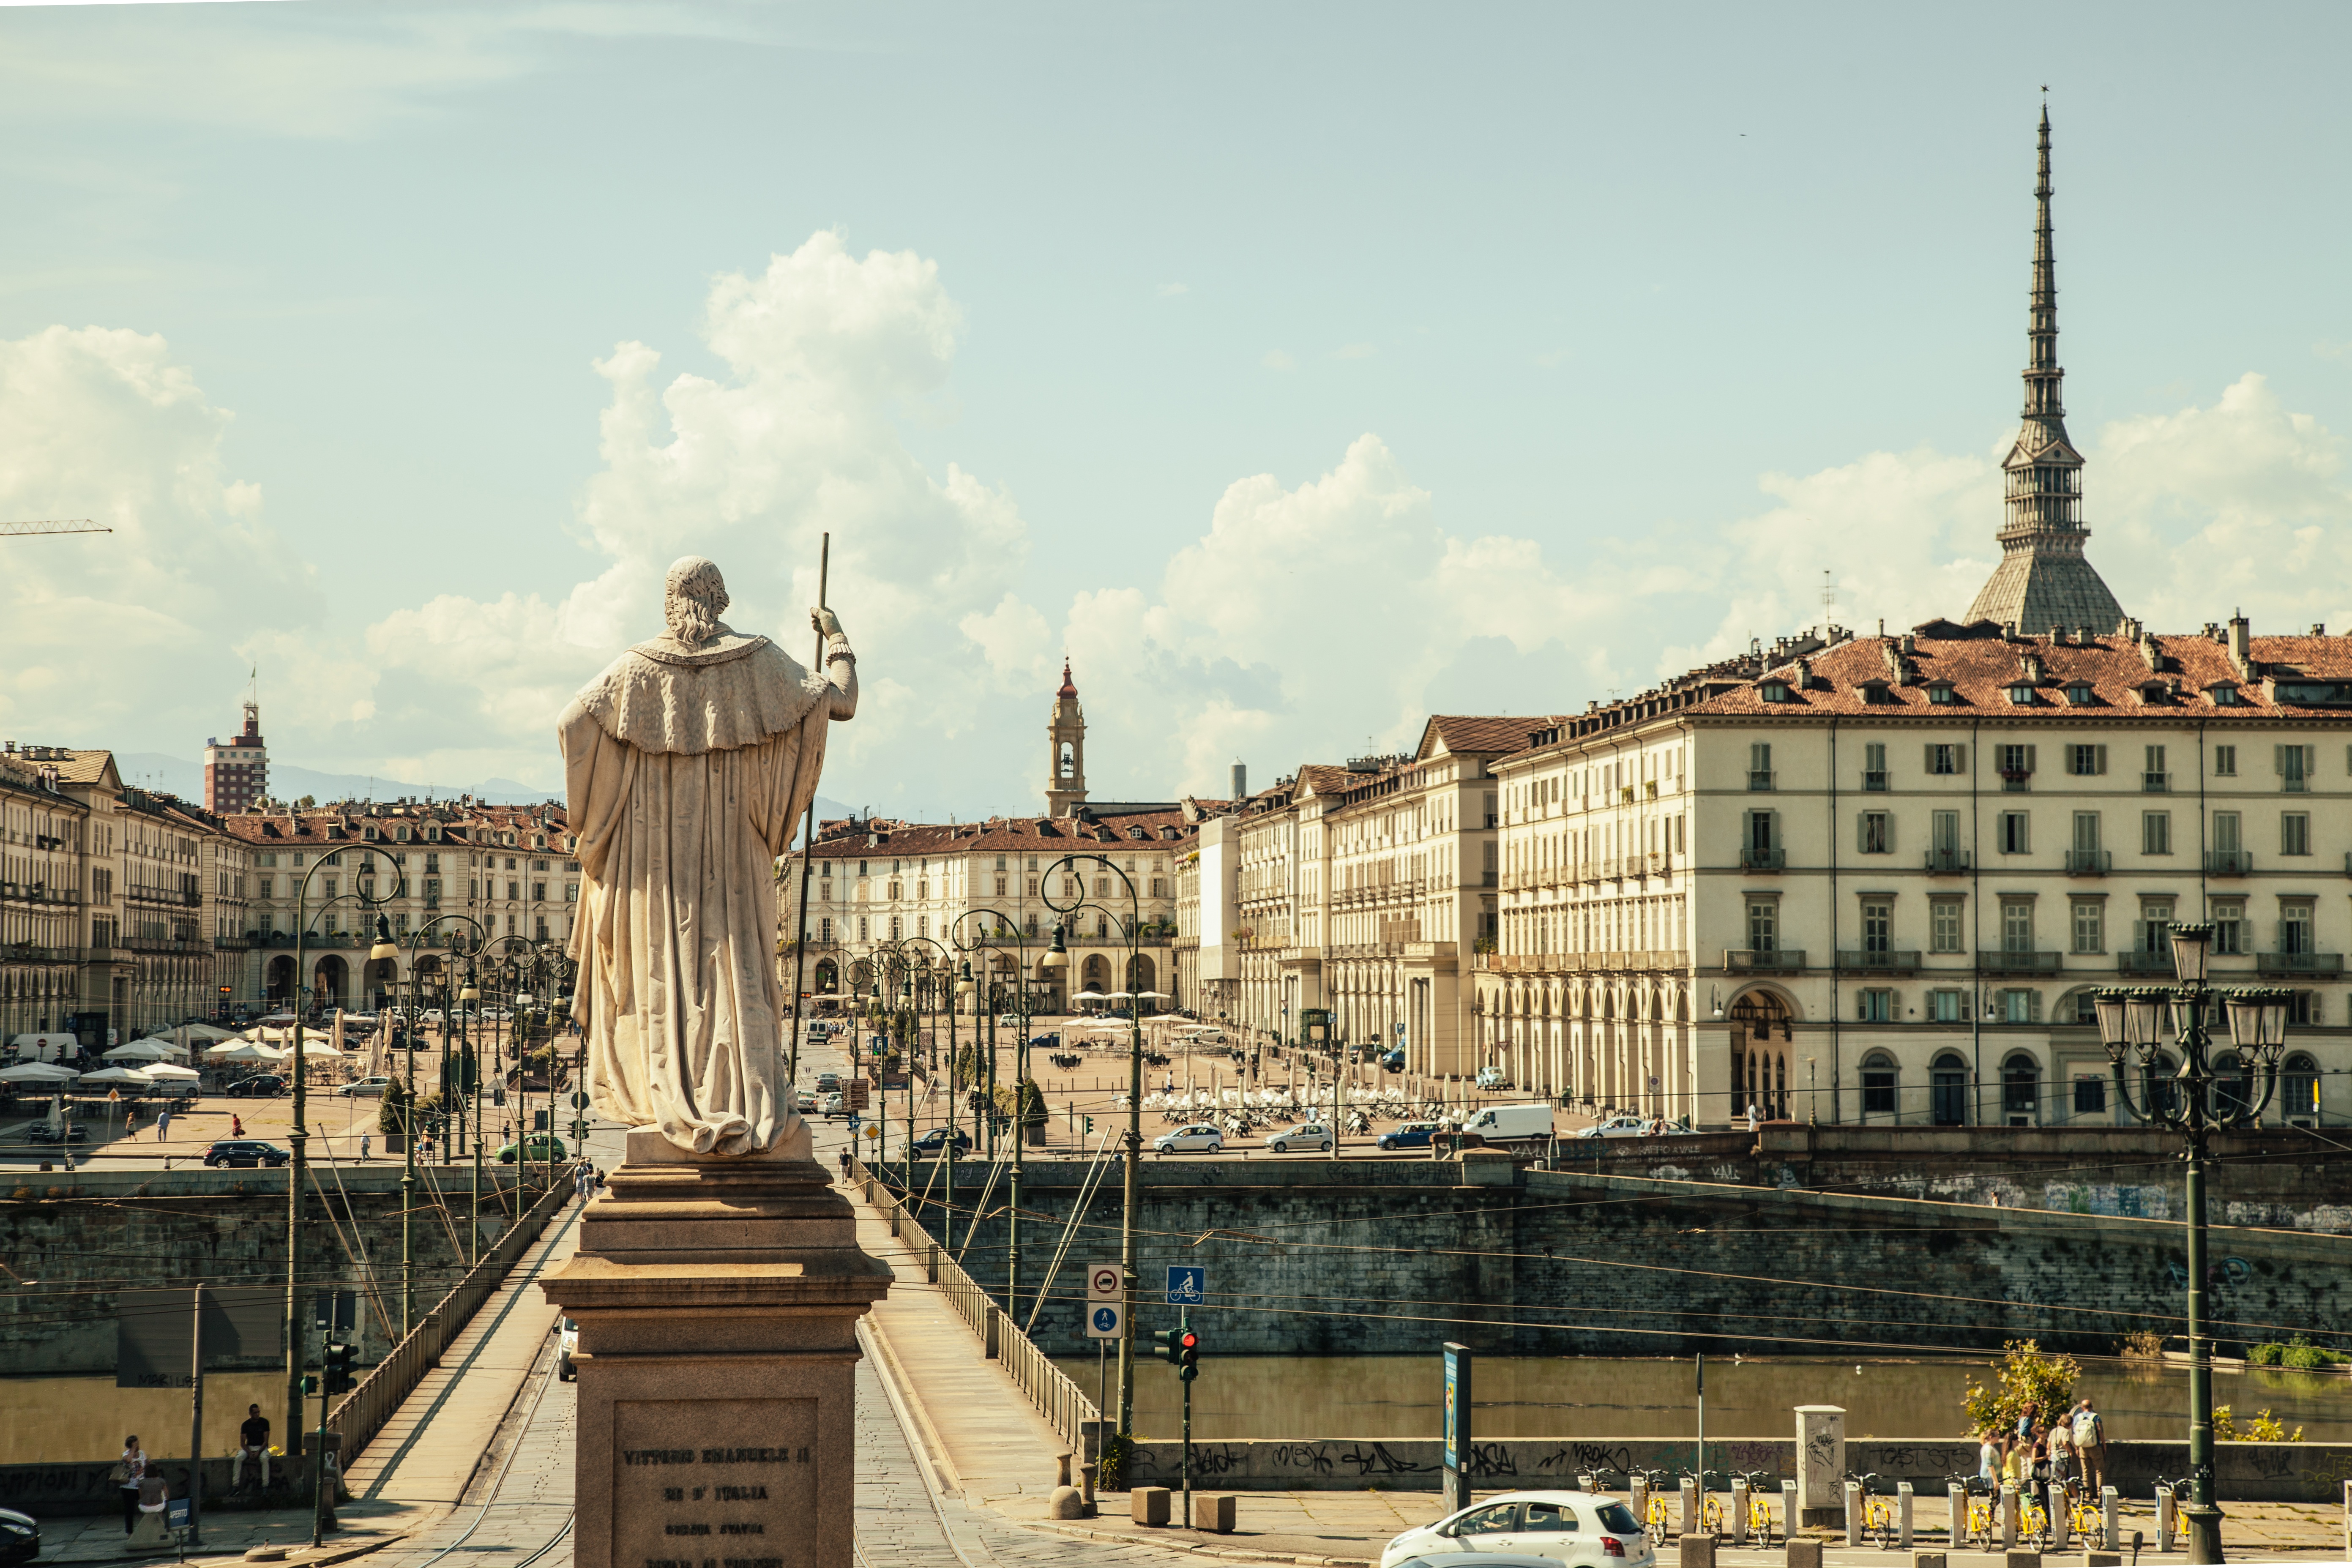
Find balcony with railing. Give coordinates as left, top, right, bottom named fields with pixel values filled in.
left=2205, top=850, right=2252, bottom=876
left=1978, top=948, right=2063, bottom=974
left=2143, top=772, right=2171, bottom=793
left=1740, top=846, right=1785, bottom=871
left=2117, top=949, right=2176, bottom=977
left=2062, top=849, right=2112, bottom=876
left=2258, top=951, right=2344, bottom=978
left=1748, top=770, right=1776, bottom=792
left=1836, top=948, right=1921, bottom=975
left=1924, top=847, right=1970, bottom=874
left=1724, top=948, right=1804, bottom=973
left=1862, top=770, right=1889, bottom=792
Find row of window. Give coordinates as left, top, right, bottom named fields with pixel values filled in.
left=1746, top=806, right=2319, bottom=859
left=808, top=909, right=1142, bottom=944
left=1855, top=1048, right=2323, bottom=1123
left=1750, top=895, right=2316, bottom=957
left=1748, top=741, right=2333, bottom=791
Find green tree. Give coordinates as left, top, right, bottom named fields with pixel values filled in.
left=1961, top=1339, right=2082, bottom=1438
left=378, top=1078, right=411, bottom=1136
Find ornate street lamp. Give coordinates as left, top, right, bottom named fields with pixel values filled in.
left=2092, top=922, right=2294, bottom=1565
left=1040, top=855, right=1145, bottom=1461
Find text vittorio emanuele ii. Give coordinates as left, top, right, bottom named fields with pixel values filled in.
left=626, top=1446, right=810, bottom=1568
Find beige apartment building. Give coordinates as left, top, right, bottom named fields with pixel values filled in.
left=1223, top=717, right=1534, bottom=1076
left=0, top=746, right=94, bottom=1040
left=1481, top=615, right=2352, bottom=1131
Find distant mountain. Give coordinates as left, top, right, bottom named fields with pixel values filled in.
left=115, top=751, right=850, bottom=822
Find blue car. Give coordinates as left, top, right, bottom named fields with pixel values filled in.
left=1380, top=1049, right=1405, bottom=1072
left=910, top=1127, right=973, bottom=1155
left=1376, top=1121, right=1441, bottom=1152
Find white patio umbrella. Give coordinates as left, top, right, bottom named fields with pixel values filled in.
left=169, top=1023, right=235, bottom=1048
left=77, top=1065, right=156, bottom=1087
left=0, top=1061, right=80, bottom=1084
left=294, top=1040, right=344, bottom=1059
left=144, top=1063, right=202, bottom=1081
left=105, top=1039, right=185, bottom=1062
left=207, top=1041, right=283, bottom=1062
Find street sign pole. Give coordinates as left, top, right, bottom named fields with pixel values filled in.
left=186, top=1284, right=204, bottom=1548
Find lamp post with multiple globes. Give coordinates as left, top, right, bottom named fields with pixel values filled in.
left=2091, top=922, right=2294, bottom=1566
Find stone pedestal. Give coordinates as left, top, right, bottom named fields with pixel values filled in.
left=543, top=1125, right=892, bottom=1568
left=1794, top=1404, right=1846, bottom=1527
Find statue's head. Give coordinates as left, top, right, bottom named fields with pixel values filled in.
left=663, top=557, right=729, bottom=648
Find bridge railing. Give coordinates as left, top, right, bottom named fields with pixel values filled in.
left=327, top=1180, right=574, bottom=1461
left=849, top=1153, right=1098, bottom=1455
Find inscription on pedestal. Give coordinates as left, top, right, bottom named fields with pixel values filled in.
left=615, top=1398, right=817, bottom=1568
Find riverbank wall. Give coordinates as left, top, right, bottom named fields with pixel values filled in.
left=893, top=1156, right=2352, bottom=1360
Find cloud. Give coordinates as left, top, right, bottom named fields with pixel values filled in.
left=0, top=325, right=317, bottom=741
left=1332, top=342, right=1376, bottom=361
left=1260, top=350, right=1295, bottom=372
left=1157, top=282, right=1189, bottom=298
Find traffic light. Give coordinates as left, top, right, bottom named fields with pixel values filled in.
left=323, top=1341, right=358, bottom=1396
left=300, top=1373, right=318, bottom=1395
left=1084, top=1116, right=1094, bottom=1134
left=1177, top=1328, right=1201, bottom=1382
left=1151, top=1328, right=1180, bottom=1365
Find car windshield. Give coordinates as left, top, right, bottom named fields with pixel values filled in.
left=1594, top=1501, right=1642, bottom=1534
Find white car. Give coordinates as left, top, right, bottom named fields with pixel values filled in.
left=557, top=1316, right=579, bottom=1381
left=337, top=1076, right=393, bottom=1098
left=1576, top=1115, right=1654, bottom=1139
left=1381, top=1492, right=1654, bottom=1568
left=818, top=1092, right=846, bottom=1117
left=1476, top=1066, right=1507, bottom=1089
left=1265, top=1121, right=1332, bottom=1155
left=1153, top=1124, right=1224, bottom=1155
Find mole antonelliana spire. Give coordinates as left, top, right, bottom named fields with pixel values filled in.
left=1964, top=105, right=2126, bottom=634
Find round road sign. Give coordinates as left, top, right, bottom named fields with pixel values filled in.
left=1087, top=1264, right=1120, bottom=1299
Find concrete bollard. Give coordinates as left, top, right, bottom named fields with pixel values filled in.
left=1680, top=1533, right=1717, bottom=1568
left=1632, top=1475, right=1650, bottom=1523
left=1912, top=1555, right=1946, bottom=1568
left=1845, top=1480, right=1862, bottom=1547
left=2000, top=1484, right=2019, bottom=1551
left=1046, top=1485, right=1084, bottom=1519
left=1079, top=1459, right=1097, bottom=1513
left=2156, top=1486, right=2176, bottom=1552
left=1196, top=1494, right=1236, bottom=1535
left=1732, top=1477, right=1751, bottom=1546
left=2082, top=1554, right=2121, bottom=1567
left=1683, top=1477, right=1700, bottom=1535
left=1783, top=1479, right=1800, bottom=1539
left=1899, top=1481, right=1915, bottom=1549
left=1131, top=1486, right=1170, bottom=1527
left=1786, top=1539, right=1823, bottom=1568
left=2003, top=1554, right=2040, bottom=1568
left=1948, top=1483, right=1969, bottom=1549
left=2049, top=1482, right=2068, bottom=1551
left=1055, top=1451, right=1073, bottom=1487
left=2101, top=1485, right=2118, bottom=1552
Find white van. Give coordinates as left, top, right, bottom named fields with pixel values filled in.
left=7, top=1033, right=77, bottom=1064
left=1461, top=1102, right=1556, bottom=1142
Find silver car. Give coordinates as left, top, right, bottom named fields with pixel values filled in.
left=1265, top=1121, right=1332, bottom=1154
left=1382, top=1493, right=1655, bottom=1568
left=1153, top=1123, right=1224, bottom=1155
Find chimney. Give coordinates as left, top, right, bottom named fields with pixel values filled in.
left=2228, top=612, right=2253, bottom=677
left=1231, top=762, right=1247, bottom=800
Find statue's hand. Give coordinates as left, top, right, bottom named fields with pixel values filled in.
left=811, top=606, right=844, bottom=640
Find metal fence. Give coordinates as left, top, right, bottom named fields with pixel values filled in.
left=326, top=1180, right=574, bottom=1460
left=849, top=1154, right=1098, bottom=1455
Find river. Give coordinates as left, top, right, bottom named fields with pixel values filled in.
left=1054, top=1354, right=2352, bottom=1444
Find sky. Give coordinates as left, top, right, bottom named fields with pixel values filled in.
left=4, top=2, right=2352, bottom=819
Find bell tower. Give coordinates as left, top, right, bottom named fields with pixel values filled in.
left=1045, top=660, right=1087, bottom=817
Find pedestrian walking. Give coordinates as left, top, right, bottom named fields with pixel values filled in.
left=2072, top=1398, right=2107, bottom=1496
left=231, top=1115, right=245, bottom=1138
left=359, top=1131, right=371, bottom=1161
left=116, top=1436, right=146, bottom=1533
left=1977, top=1430, right=2000, bottom=1487
left=155, top=1108, right=172, bottom=1141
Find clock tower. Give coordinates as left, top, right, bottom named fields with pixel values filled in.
left=1044, top=661, right=1087, bottom=817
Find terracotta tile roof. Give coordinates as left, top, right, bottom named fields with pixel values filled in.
left=219, top=800, right=575, bottom=850
left=1687, top=621, right=2352, bottom=721
left=1415, top=715, right=1563, bottom=760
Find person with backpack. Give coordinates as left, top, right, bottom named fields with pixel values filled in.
left=2072, top=1399, right=2106, bottom=1497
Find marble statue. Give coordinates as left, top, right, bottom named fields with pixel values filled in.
left=558, top=556, right=855, bottom=1155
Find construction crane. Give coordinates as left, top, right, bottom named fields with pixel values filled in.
left=1, top=519, right=111, bottom=538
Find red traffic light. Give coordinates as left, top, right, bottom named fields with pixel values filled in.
left=1179, top=1330, right=1199, bottom=1350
